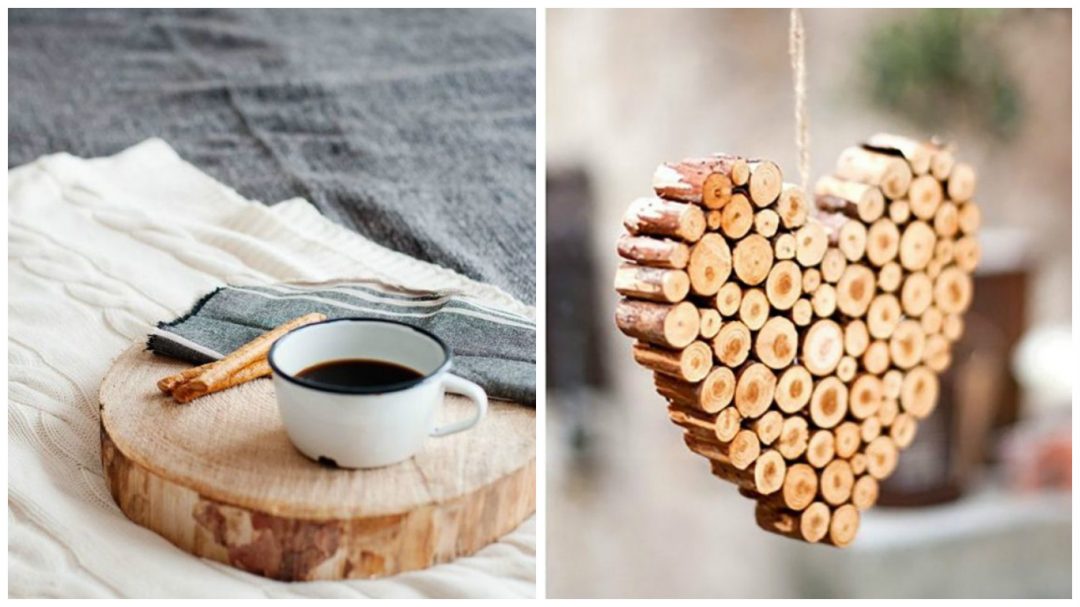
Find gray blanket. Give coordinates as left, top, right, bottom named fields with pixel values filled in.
left=8, top=8, right=535, bottom=304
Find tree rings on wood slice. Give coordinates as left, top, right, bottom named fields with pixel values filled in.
left=795, top=221, right=829, bottom=267
left=835, top=355, right=857, bottom=382
left=900, top=365, right=939, bottom=418
left=899, top=221, right=936, bottom=271
left=889, top=199, right=911, bottom=224
left=734, top=363, right=777, bottom=419
left=923, top=333, right=951, bottom=372
left=654, top=365, right=735, bottom=412
left=774, top=232, right=797, bottom=260
left=617, top=235, right=690, bottom=269
left=838, top=220, right=868, bottom=263
left=752, top=410, right=784, bottom=445
left=755, top=209, right=781, bottom=237
left=777, top=416, right=810, bottom=460
left=826, top=504, right=860, bottom=547
left=907, top=175, right=943, bottom=220
left=802, top=268, right=822, bottom=295
left=765, top=260, right=802, bottom=310
left=836, top=264, right=875, bottom=317
left=958, top=202, right=981, bottom=235
left=614, top=264, right=690, bottom=303
left=755, top=317, right=798, bottom=369
left=821, top=248, right=847, bottom=284
left=775, top=366, right=813, bottom=414
left=851, top=475, right=879, bottom=511
left=901, top=271, right=934, bottom=317
left=833, top=421, right=861, bottom=459
left=616, top=300, right=700, bottom=349
left=812, top=283, right=838, bottom=318
left=624, top=197, right=706, bottom=242
left=890, top=412, right=918, bottom=448
left=713, top=320, right=751, bottom=367
left=867, top=293, right=901, bottom=339
left=889, top=320, right=926, bottom=370
left=747, top=160, right=783, bottom=207
left=715, top=406, right=743, bottom=442
left=860, top=416, right=882, bottom=443
left=821, top=459, right=855, bottom=505
left=934, top=267, right=973, bottom=313
left=726, top=429, right=763, bottom=470
left=843, top=320, right=870, bottom=357
left=751, top=449, right=787, bottom=495
left=865, top=218, right=900, bottom=266
left=733, top=234, right=774, bottom=286
left=780, top=463, right=818, bottom=511
left=809, top=377, right=849, bottom=429
left=687, top=233, right=732, bottom=296
left=947, top=163, right=976, bottom=202
left=715, top=282, right=742, bottom=316
left=803, top=320, right=844, bottom=376
left=699, top=308, right=721, bottom=339
left=877, top=397, right=900, bottom=427
left=877, top=261, right=902, bottom=293
left=652, top=159, right=733, bottom=208
left=930, top=148, right=955, bottom=181
left=791, top=298, right=813, bottom=327
left=777, top=184, right=810, bottom=228
left=850, top=452, right=869, bottom=476
left=865, top=436, right=899, bottom=479
left=934, top=201, right=960, bottom=238
left=806, top=429, right=836, bottom=469
left=739, top=288, right=770, bottom=330
left=862, top=340, right=890, bottom=375
left=849, top=374, right=883, bottom=419
left=756, top=501, right=831, bottom=543
left=721, top=193, right=754, bottom=239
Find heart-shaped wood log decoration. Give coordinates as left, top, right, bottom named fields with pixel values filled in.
left=614, top=134, right=980, bottom=547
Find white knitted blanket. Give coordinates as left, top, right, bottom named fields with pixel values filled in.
left=7, top=140, right=535, bottom=598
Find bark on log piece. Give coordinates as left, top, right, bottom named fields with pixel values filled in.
left=820, top=459, right=855, bottom=505
left=633, top=341, right=712, bottom=383
left=810, top=377, right=849, bottom=429
left=806, top=430, right=836, bottom=469
left=624, top=197, right=707, bottom=242
left=865, top=133, right=934, bottom=175
left=802, top=320, right=844, bottom=377
left=655, top=366, right=736, bottom=413
left=756, top=501, right=831, bottom=543
left=755, top=317, right=798, bottom=370
left=732, top=234, right=774, bottom=286
left=734, top=362, right=778, bottom=419
left=687, top=233, right=733, bottom=296
left=739, top=288, right=770, bottom=331
left=614, top=264, right=690, bottom=303
left=652, top=158, right=736, bottom=209
left=833, top=421, right=861, bottom=459
left=752, top=410, right=785, bottom=446
left=907, top=175, right=944, bottom=220
left=711, top=449, right=786, bottom=495
left=899, top=220, right=937, bottom=271
left=835, top=146, right=913, bottom=200
left=851, top=475, right=879, bottom=511
left=866, top=218, right=900, bottom=266
left=775, top=366, right=813, bottom=414
left=777, top=416, right=810, bottom=460
left=900, top=365, right=939, bottom=419
left=814, top=176, right=886, bottom=223
left=617, top=235, right=690, bottom=269
left=777, top=184, right=810, bottom=228
left=824, top=504, right=860, bottom=547
left=713, top=320, right=752, bottom=367
left=616, top=300, right=700, bottom=349
left=715, top=282, right=742, bottom=317
left=947, top=163, right=976, bottom=202
left=746, top=160, right=783, bottom=207
left=720, top=193, right=754, bottom=239
left=685, top=428, right=761, bottom=470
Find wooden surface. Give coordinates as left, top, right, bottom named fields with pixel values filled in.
left=99, top=344, right=535, bottom=581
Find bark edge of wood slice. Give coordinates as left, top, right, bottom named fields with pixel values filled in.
left=99, top=344, right=536, bottom=581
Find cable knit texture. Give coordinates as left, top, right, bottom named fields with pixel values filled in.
left=8, top=140, right=535, bottom=598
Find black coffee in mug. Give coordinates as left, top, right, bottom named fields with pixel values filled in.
left=296, top=359, right=423, bottom=389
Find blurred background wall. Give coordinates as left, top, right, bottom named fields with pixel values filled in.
left=546, top=8, right=1071, bottom=598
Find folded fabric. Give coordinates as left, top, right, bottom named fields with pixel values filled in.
left=149, top=280, right=536, bottom=404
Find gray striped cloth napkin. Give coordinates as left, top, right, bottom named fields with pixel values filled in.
left=147, top=281, right=535, bottom=405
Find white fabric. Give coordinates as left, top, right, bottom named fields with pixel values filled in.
left=7, top=139, right=535, bottom=598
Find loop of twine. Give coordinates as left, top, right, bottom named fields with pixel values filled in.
left=789, top=8, right=810, bottom=192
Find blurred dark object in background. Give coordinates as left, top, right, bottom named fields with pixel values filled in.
left=880, top=229, right=1030, bottom=506
left=547, top=169, right=609, bottom=393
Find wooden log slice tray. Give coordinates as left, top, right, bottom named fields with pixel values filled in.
left=99, top=344, right=535, bottom=581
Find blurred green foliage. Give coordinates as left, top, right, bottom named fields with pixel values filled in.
left=861, top=9, right=1023, bottom=139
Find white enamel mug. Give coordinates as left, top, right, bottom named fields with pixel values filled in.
left=267, top=318, right=487, bottom=469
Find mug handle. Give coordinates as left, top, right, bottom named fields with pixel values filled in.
left=430, top=374, right=488, bottom=437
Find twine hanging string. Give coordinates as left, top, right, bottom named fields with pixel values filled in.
left=789, top=8, right=810, bottom=192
